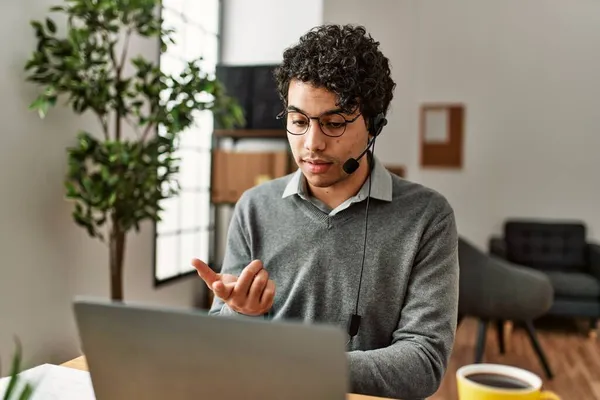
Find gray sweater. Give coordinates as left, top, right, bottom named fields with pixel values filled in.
left=209, top=158, right=459, bottom=400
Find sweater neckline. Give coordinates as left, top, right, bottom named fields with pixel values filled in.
left=291, top=196, right=365, bottom=227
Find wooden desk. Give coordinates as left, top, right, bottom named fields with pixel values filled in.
left=61, top=356, right=389, bottom=400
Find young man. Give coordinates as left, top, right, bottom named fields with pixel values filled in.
left=192, top=24, right=458, bottom=400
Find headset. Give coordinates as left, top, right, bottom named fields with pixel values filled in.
left=342, top=112, right=387, bottom=175
left=343, top=112, right=387, bottom=340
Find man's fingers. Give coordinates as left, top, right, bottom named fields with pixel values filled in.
left=213, top=281, right=235, bottom=300
left=260, top=279, right=276, bottom=309
left=191, top=258, right=219, bottom=288
left=248, top=269, right=269, bottom=305
left=220, top=274, right=238, bottom=285
left=193, top=259, right=271, bottom=315
left=233, top=260, right=263, bottom=297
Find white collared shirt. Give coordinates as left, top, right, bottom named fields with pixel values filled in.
left=281, top=154, right=393, bottom=216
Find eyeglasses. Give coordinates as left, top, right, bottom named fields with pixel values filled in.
left=276, top=109, right=362, bottom=137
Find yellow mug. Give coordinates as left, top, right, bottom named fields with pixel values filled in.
left=456, top=364, right=560, bottom=400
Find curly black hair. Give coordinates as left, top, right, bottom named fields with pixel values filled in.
left=274, top=24, right=396, bottom=123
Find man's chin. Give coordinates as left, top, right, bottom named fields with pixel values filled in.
left=303, top=173, right=340, bottom=189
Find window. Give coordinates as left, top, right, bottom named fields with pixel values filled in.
left=154, top=0, right=221, bottom=284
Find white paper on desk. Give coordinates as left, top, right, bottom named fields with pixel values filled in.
left=0, top=363, right=95, bottom=399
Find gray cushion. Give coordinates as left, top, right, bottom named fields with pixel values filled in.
left=458, top=238, right=554, bottom=320
left=545, top=271, right=600, bottom=298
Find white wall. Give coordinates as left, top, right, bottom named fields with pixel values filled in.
left=322, top=0, right=417, bottom=177
left=0, top=0, right=203, bottom=369
left=220, top=0, right=323, bottom=65
left=324, top=0, right=600, bottom=248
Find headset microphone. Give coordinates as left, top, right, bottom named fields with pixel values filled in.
left=342, top=137, right=375, bottom=174
left=342, top=113, right=387, bottom=175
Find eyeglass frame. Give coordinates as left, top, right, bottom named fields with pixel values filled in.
left=276, top=107, right=363, bottom=137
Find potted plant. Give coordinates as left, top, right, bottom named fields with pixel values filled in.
left=23, top=0, right=244, bottom=300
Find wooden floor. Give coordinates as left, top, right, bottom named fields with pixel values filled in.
left=430, top=316, right=600, bottom=399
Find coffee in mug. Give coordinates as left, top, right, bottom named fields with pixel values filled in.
left=456, top=364, right=560, bottom=400
left=465, top=372, right=533, bottom=389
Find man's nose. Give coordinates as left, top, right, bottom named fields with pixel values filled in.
left=303, top=119, right=326, bottom=152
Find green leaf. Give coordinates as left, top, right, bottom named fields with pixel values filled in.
left=17, top=383, right=35, bottom=400
left=65, top=181, right=78, bottom=198
left=4, top=340, right=23, bottom=400
left=45, top=18, right=56, bottom=34
left=29, top=96, right=50, bottom=119
left=30, top=21, right=43, bottom=37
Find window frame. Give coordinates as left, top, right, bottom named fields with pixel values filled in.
left=152, top=0, right=223, bottom=287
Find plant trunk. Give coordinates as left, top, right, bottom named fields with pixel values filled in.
left=109, top=215, right=126, bottom=301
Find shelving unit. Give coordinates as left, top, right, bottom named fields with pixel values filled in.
left=210, top=129, right=294, bottom=205
left=214, top=129, right=286, bottom=139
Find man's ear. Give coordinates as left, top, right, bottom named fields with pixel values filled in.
left=369, top=113, right=387, bottom=137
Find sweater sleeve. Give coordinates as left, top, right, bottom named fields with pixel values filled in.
left=347, top=208, right=459, bottom=400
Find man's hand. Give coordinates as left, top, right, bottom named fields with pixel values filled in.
left=191, top=259, right=275, bottom=316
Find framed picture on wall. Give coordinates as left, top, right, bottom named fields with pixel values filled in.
left=420, top=103, right=465, bottom=168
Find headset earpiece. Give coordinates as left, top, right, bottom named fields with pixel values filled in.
left=369, top=112, right=388, bottom=137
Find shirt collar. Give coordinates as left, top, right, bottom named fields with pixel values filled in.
left=282, top=154, right=393, bottom=202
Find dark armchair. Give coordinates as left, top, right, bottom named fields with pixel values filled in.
left=490, top=220, right=600, bottom=335
left=458, top=237, right=555, bottom=378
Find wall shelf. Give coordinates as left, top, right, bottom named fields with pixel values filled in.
left=214, top=129, right=286, bottom=139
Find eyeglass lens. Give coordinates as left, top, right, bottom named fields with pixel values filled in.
left=285, top=112, right=347, bottom=137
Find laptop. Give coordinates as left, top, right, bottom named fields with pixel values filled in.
left=73, top=298, right=349, bottom=400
